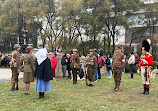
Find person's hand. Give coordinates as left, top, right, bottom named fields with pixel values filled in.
left=17, top=69, right=21, bottom=74
left=137, top=69, right=141, bottom=75
left=142, top=59, right=148, bottom=64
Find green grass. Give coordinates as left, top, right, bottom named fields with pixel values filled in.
left=0, top=73, right=158, bottom=111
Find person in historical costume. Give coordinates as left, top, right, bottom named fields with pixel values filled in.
left=85, top=49, right=97, bottom=87
left=138, top=39, right=153, bottom=95
left=10, top=44, right=21, bottom=91
left=70, top=49, right=80, bottom=84
left=19, top=46, right=35, bottom=95
left=34, top=49, right=53, bottom=99
left=112, top=46, right=125, bottom=91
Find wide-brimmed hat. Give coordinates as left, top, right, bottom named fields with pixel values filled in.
left=116, top=45, right=121, bottom=49
left=89, top=49, right=94, bottom=53
left=73, top=49, right=78, bottom=52
left=13, top=44, right=21, bottom=49
left=26, top=45, right=33, bottom=50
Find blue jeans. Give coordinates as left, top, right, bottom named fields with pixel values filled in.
left=107, top=69, right=112, bottom=78
left=97, top=67, right=101, bottom=79
left=129, top=64, right=134, bottom=78
left=94, top=70, right=98, bottom=81
left=122, top=67, right=125, bottom=74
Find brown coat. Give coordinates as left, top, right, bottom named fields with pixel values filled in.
left=11, top=50, right=21, bottom=69
left=22, top=54, right=35, bottom=82
left=112, top=51, right=125, bottom=70
left=21, top=54, right=35, bottom=73
left=86, top=55, right=97, bottom=82
left=70, top=54, right=80, bottom=69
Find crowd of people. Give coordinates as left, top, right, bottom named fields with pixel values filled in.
left=0, top=54, right=11, bottom=67
left=7, top=38, right=156, bottom=99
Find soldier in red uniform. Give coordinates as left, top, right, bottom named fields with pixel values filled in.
left=138, top=39, right=153, bottom=95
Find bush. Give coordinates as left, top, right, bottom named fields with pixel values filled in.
left=125, top=61, right=130, bottom=73
left=153, top=61, right=157, bottom=69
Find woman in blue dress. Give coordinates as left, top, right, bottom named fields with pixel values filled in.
left=34, top=49, right=53, bottom=99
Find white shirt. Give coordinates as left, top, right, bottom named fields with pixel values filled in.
left=128, top=55, right=135, bottom=65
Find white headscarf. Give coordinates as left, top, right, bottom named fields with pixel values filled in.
left=34, top=48, right=47, bottom=65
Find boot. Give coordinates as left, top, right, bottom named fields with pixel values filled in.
left=115, top=82, right=120, bottom=91
left=113, top=81, right=117, bottom=90
left=142, top=87, right=146, bottom=94
left=42, top=92, right=45, bottom=98
left=39, top=93, right=42, bottom=99
left=11, top=82, right=15, bottom=91
left=15, top=85, right=19, bottom=90
left=40, top=92, right=45, bottom=98
left=144, top=88, right=149, bottom=95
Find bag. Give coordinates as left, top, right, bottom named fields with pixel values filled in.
left=9, top=51, right=17, bottom=68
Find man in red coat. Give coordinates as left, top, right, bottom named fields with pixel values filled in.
left=138, top=39, right=153, bottom=95
left=50, top=52, right=58, bottom=79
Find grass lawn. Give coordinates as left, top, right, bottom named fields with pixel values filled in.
left=0, top=73, right=158, bottom=111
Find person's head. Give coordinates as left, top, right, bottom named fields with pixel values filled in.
left=25, top=46, right=33, bottom=54
left=73, top=49, right=78, bottom=54
left=142, top=48, right=147, bottom=55
left=109, top=55, right=112, bottom=58
left=142, top=39, right=150, bottom=54
left=94, top=48, right=97, bottom=53
left=130, top=52, right=134, bottom=56
left=70, top=51, right=73, bottom=55
left=14, top=44, right=21, bottom=51
left=52, top=51, right=57, bottom=57
left=115, top=46, right=121, bottom=52
left=63, top=52, right=66, bottom=56
left=89, top=49, right=94, bottom=56
left=99, top=50, right=104, bottom=56
left=67, top=54, right=71, bottom=58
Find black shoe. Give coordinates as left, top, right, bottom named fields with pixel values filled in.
left=144, top=88, right=149, bottom=95
left=144, top=91, right=149, bottom=95
left=141, top=87, right=146, bottom=94
left=88, top=84, right=93, bottom=87
left=15, top=85, right=19, bottom=90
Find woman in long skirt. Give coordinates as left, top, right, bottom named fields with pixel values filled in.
left=34, top=49, right=53, bottom=99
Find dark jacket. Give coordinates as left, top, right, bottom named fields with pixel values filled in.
left=35, top=57, right=53, bottom=81
left=105, top=57, right=111, bottom=71
left=67, top=57, right=71, bottom=70
left=61, top=55, right=67, bottom=66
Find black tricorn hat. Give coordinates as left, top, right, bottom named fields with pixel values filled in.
left=142, top=39, right=151, bottom=52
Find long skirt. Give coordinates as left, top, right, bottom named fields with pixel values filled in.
left=35, top=78, right=51, bottom=92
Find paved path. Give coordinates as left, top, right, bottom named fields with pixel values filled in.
left=0, top=68, right=23, bottom=81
